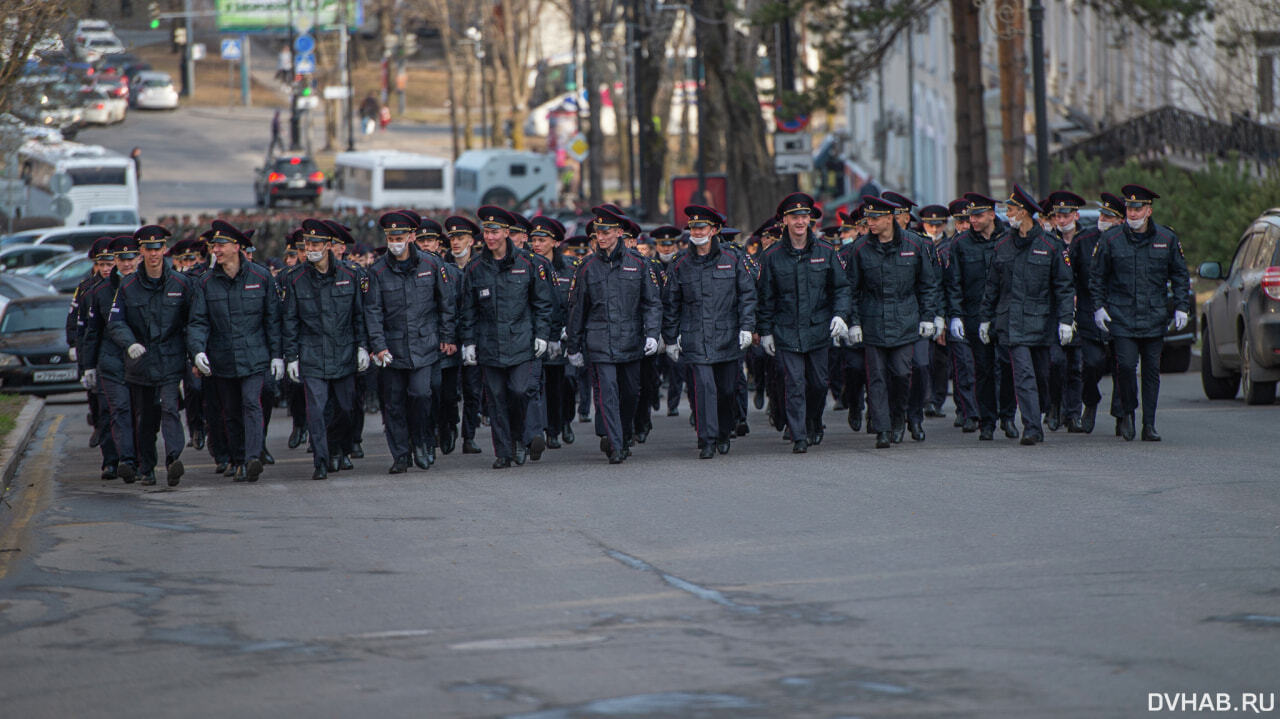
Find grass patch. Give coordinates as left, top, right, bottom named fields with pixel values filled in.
left=0, top=393, right=27, bottom=447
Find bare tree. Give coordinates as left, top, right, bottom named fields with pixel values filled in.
left=0, top=1, right=76, bottom=114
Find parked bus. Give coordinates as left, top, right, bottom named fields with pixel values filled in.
left=329, top=150, right=452, bottom=213
left=18, top=140, right=139, bottom=227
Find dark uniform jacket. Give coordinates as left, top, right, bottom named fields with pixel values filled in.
left=945, top=219, right=1010, bottom=323
left=980, top=224, right=1075, bottom=346
left=459, top=239, right=553, bottom=368
left=187, top=259, right=282, bottom=378
left=282, top=254, right=368, bottom=379
left=365, top=248, right=456, bottom=370
left=106, top=268, right=194, bottom=385
left=543, top=251, right=576, bottom=368
left=67, top=274, right=104, bottom=363
left=846, top=228, right=943, bottom=348
left=1088, top=221, right=1190, bottom=339
left=1061, top=224, right=1101, bottom=343
left=565, top=243, right=662, bottom=363
left=755, top=232, right=852, bottom=353
left=437, top=257, right=464, bottom=369
left=661, top=238, right=757, bottom=364
left=81, top=270, right=128, bottom=383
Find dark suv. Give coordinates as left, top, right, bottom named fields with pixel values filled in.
left=253, top=155, right=323, bottom=208
left=1197, top=208, right=1280, bottom=404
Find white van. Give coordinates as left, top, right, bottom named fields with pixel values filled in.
left=330, top=150, right=452, bottom=213
left=453, top=149, right=558, bottom=211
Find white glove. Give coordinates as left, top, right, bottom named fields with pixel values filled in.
left=847, top=325, right=863, bottom=345
left=949, top=317, right=965, bottom=340
left=666, top=343, right=680, bottom=361
left=127, top=343, right=147, bottom=359
left=548, top=341, right=561, bottom=359
left=194, top=352, right=211, bottom=375
left=372, top=350, right=393, bottom=367
left=81, top=368, right=97, bottom=389
left=1058, top=322, right=1074, bottom=346
left=357, top=347, right=370, bottom=372
left=829, top=316, right=848, bottom=340
left=979, top=322, right=991, bottom=345
left=462, top=344, right=477, bottom=366
left=643, top=337, right=659, bottom=356
left=534, top=338, right=548, bottom=358
left=560, top=327, right=567, bottom=341
left=270, top=358, right=284, bottom=380
left=68, top=347, right=77, bottom=362
left=933, top=317, right=945, bottom=339
left=918, top=321, right=935, bottom=339
left=1173, top=310, right=1188, bottom=331
left=760, top=334, right=776, bottom=357
left=1094, top=307, right=1111, bottom=332
left=287, top=360, right=300, bottom=382
left=739, top=330, right=753, bottom=351
left=567, top=352, right=584, bottom=368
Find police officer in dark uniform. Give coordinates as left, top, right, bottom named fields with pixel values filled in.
left=1071, top=193, right=1125, bottom=433
left=978, top=186, right=1076, bottom=445
left=508, top=210, right=559, bottom=457
left=845, top=196, right=942, bottom=448
left=187, top=220, right=283, bottom=482
left=919, top=204, right=954, bottom=419
left=529, top=216, right=575, bottom=448
left=75, top=237, right=124, bottom=478
left=459, top=208, right=554, bottom=468
left=1043, top=190, right=1092, bottom=432
left=414, top=216, right=464, bottom=456
left=662, top=205, right=757, bottom=458
left=68, top=238, right=115, bottom=455
left=83, top=236, right=141, bottom=480
left=365, top=210, right=457, bottom=474
left=833, top=207, right=869, bottom=431
left=651, top=225, right=686, bottom=416
left=562, top=232, right=594, bottom=426
left=943, top=198, right=979, bottom=431
left=445, top=216, right=486, bottom=454
left=1089, top=184, right=1190, bottom=441
left=756, top=192, right=852, bottom=452
left=564, top=206, right=663, bottom=463
left=278, top=229, right=310, bottom=451
left=106, top=225, right=194, bottom=486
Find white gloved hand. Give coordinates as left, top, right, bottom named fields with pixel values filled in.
left=933, top=317, right=945, bottom=339
left=567, top=352, right=584, bottom=368
left=357, top=347, right=370, bottom=372
left=462, top=344, right=477, bottom=366
left=560, top=327, right=567, bottom=342
left=829, top=316, right=848, bottom=340
left=68, top=347, right=77, bottom=362
left=739, top=330, right=753, bottom=351
left=950, top=318, right=965, bottom=340
left=847, top=325, right=863, bottom=345
left=1058, top=322, right=1074, bottom=346
left=918, top=321, right=935, bottom=339
left=81, top=368, right=97, bottom=389
left=533, top=338, right=548, bottom=358
left=1173, top=310, right=1188, bottom=331
left=548, top=341, right=561, bottom=359
left=979, top=322, right=991, bottom=345
left=287, top=360, right=300, bottom=382
left=643, top=337, right=659, bottom=356
left=666, top=343, right=680, bottom=361
left=127, top=343, right=147, bottom=359
left=270, top=358, right=285, bottom=381
left=373, top=350, right=393, bottom=367
left=194, top=352, right=211, bottom=375
left=1094, top=307, right=1112, bottom=332
left=760, top=335, right=776, bottom=357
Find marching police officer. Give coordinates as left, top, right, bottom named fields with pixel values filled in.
left=833, top=207, right=868, bottom=431
left=365, top=210, right=457, bottom=474
left=1044, top=190, right=1092, bottom=432
left=756, top=192, right=852, bottom=452
left=1089, top=184, right=1190, bottom=441
left=564, top=205, right=663, bottom=464
left=187, top=220, right=283, bottom=482
left=445, top=216, right=486, bottom=454
left=845, top=195, right=943, bottom=448
left=80, top=236, right=138, bottom=480
left=458, top=208, right=554, bottom=468
left=943, top=198, right=979, bottom=431
left=414, top=216, right=466, bottom=456
left=919, top=204, right=954, bottom=420
left=651, top=225, right=686, bottom=417
left=509, top=211, right=560, bottom=457
left=68, top=238, right=116, bottom=468
left=529, top=216, right=576, bottom=448
left=662, top=205, right=757, bottom=458
left=1072, top=192, right=1126, bottom=433
left=106, top=225, right=194, bottom=486
left=978, top=186, right=1076, bottom=445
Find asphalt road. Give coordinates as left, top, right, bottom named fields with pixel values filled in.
left=0, top=371, right=1277, bottom=718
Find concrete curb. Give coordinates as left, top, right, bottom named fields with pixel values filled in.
left=0, top=397, right=46, bottom=497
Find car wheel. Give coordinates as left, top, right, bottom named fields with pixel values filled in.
left=1159, top=344, right=1191, bottom=373
left=1201, top=327, right=1240, bottom=400
left=1241, top=333, right=1276, bottom=405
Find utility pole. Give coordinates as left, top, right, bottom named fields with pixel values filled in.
left=906, top=25, right=916, bottom=199
left=1029, top=0, right=1051, bottom=196
left=340, top=0, right=354, bottom=151
left=180, top=0, right=195, bottom=96
left=395, top=7, right=407, bottom=116
left=776, top=5, right=799, bottom=192
left=288, top=0, right=300, bottom=150
left=622, top=15, right=636, bottom=209
left=631, top=0, right=648, bottom=219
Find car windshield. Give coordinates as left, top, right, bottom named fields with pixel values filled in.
left=144, top=77, right=170, bottom=88
left=0, top=301, right=66, bottom=333
left=49, top=258, right=93, bottom=281
left=14, top=254, right=73, bottom=276
left=87, top=209, right=139, bottom=224
left=89, top=39, right=119, bottom=48
left=273, top=157, right=317, bottom=175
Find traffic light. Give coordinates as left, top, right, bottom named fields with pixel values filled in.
left=148, top=1, right=160, bottom=29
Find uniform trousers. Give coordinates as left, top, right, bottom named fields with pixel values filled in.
left=379, top=365, right=433, bottom=460
left=1054, top=344, right=1084, bottom=422
left=907, top=338, right=932, bottom=424
left=930, top=341, right=951, bottom=409
left=1007, top=344, right=1050, bottom=437
left=130, top=381, right=184, bottom=473
left=461, top=365, right=484, bottom=439
left=99, top=375, right=134, bottom=468
left=523, top=358, right=547, bottom=445
left=203, top=374, right=231, bottom=463
left=634, top=356, right=659, bottom=433
left=591, top=360, right=640, bottom=453
left=183, top=369, right=204, bottom=436
left=210, top=374, right=265, bottom=464
left=303, top=374, right=354, bottom=467
left=993, top=343, right=1018, bottom=421
left=841, top=347, right=867, bottom=421
left=1113, top=336, right=1163, bottom=426
left=435, top=364, right=461, bottom=446
left=864, top=344, right=912, bottom=433
left=574, top=363, right=592, bottom=418
left=482, top=361, right=536, bottom=459
left=1080, top=338, right=1111, bottom=411
left=688, top=360, right=740, bottom=446
left=777, top=347, right=829, bottom=442
left=661, top=353, right=684, bottom=413
left=543, top=364, right=575, bottom=438
left=285, top=378, right=307, bottom=431
left=949, top=339, right=979, bottom=421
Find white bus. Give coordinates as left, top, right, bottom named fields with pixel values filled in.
left=18, top=141, right=139, bottom=227
left=330, top=150, right=452, bottom=213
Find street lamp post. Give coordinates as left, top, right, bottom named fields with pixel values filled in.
left=1029, top=0, right=1050, bottom=197
left=465, top=26, right=487, bottom=149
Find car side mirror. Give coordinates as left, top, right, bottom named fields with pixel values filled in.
left=1197, top=261, right=1222, bottom=280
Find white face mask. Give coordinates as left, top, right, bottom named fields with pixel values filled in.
left=387, top=241, right=408, bottom=256
left=659, top=251, right=676, bottom=262
left=1097, top=217, right=1116, bottom=231
left=689, top=234, right=711, bottom=246
left=305, top=250, right=325, bottom=263
left=1126, top=217, right=1146, bottom=231
left=453, top=247, right=470, bottom=259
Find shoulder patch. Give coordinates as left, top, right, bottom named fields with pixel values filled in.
left=360, top=275, right=370, bottom=293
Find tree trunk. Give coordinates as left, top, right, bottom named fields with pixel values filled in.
left=996, top=0, right=1026, bottom=189
left=950, top=0, right=990, bottom=195
left=583, top=2, right=605, bottom=205
left=434, top=0, right=462, bottom=161
left=635, top=2, right=677, bottom=219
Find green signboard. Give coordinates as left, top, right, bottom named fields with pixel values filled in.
left=215, top=0, right=362, bottom=33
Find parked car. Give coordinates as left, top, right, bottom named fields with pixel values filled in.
left=253, top=155, right=324, bottom=208
left=130, top=71, right=179, bottom=110
left=0, top=295, right=80, bottom=397
left=75, top=34, right=125, bottom=64
left=83, top=206, right=140, bottom=226
left=0, top=271, right=57, bottom=316
left=22, top=253, right=92, bottom=294
left=0, top=243, right=74, bottom=271
left=1197, top=208, right=1280, bottom=404
left=80, top=87, right=127, bottom=125
left=71, top=19, right=114, bottom=45
left=97, top=52, right=140, bottom=79
left=0, top=224, right=139, bottom=252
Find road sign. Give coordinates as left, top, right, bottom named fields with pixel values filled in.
left=294, top=34, right=314, bottom=54
left=296, top=53, right=315, bottom=74
left=214, top=0, right=363, bottom=34
left=51, top=196, right=73, bottom=219
left=220, top=38, right=242, bottom=60
left=322, top=85, right=350, bottom=100
left=567, top=132, right=589, bottom=162
left=775, top=113, right=810, bottom=133
left=773, top=133, right=812, bottom=175
left=191, top=43, right=206, bottom=61
left=50, top=173, right=72, bottom=195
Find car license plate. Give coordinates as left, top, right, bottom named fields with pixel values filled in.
left=288, top=178, right=306, bottom=188
left=33, top=368, right=78, bottom=383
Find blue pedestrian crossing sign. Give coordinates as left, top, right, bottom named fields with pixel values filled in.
left=220, top=38, right=242, bottom=60
left=296, top=53, right=315, bottom=74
